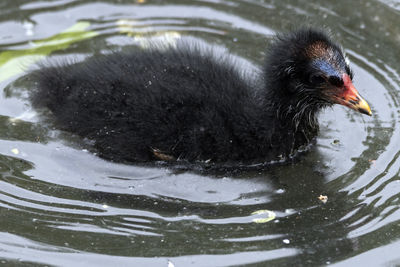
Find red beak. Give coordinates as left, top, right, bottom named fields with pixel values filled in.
left=332, top=74, right=372, bottom=116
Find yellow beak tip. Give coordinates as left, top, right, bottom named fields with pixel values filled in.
left=357, top=100, right=372, bottom=116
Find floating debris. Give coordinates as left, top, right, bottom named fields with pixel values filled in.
left=251, top=209, right=276, bottom=223
left=318, top=195, right=328, bottom=204
left=152, top=148, right=175, bottom=161
left=116, top=18, right=181, bottom=48
left=331, top=139, right=340, bottom=145
left=283, top=239, right=290, bottom=244
left=11, top=148, right=19, bottom=155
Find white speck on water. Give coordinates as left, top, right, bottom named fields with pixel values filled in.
left=276, top=188, right=285, bottom=194
left=102, top=204, right=109, bottom=209
left=23, top=21, right=34, bottom=36
left=11, top=148, right=19, bottom=155
left=285, top=208, right=295, bottom=214
left=283, top=239, right=290, bottom=244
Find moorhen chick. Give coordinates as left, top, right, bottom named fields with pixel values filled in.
left=30, top=28, right=371, bottom=164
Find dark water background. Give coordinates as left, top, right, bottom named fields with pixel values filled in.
left=1, top=0, right=400, bottom=266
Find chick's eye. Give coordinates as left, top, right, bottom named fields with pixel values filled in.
left=309, top=74, right=325, bottom=85
left=328, top=76, right=343, bottom=87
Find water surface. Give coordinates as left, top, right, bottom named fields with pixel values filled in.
left=1, top=0, right=400, bottom=266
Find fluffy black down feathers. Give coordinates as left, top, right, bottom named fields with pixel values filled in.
left=31, top=28, right=344, bottom=164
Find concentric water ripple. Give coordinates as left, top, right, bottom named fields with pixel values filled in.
left=0, top=0, right=400, bottom=266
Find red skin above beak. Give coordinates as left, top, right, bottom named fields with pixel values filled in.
left=332, top=74, right=372, bottom=116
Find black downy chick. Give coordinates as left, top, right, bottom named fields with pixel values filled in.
left=31, top=28, right=371, bottom=164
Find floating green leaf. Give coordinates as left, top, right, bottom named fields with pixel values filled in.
left=0, top=21, right=98, bottom=83
left=251, top=209, right=276, bottom=223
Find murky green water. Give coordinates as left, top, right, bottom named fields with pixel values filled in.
left=1, top=0, right=400, bottom=266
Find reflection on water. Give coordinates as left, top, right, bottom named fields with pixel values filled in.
left=0, top=0, right=400, bottom=266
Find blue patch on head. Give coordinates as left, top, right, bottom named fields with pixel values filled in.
left=311, top=59, right=340, bottom=77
